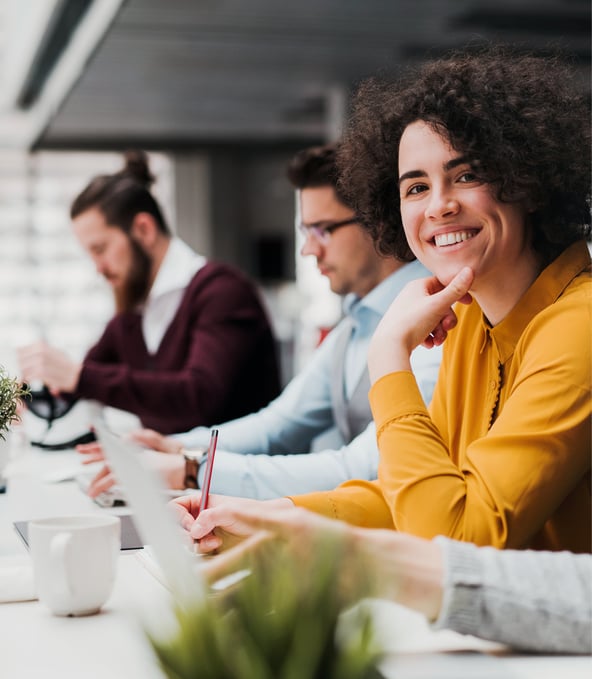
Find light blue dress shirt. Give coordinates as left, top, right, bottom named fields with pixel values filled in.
left=174, top=260, right=442, bottom=499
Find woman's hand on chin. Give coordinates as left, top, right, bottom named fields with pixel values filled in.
left=368, top=267, right=473, bottom=383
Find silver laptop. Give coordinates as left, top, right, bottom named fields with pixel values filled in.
left=94, top=422, right=207, bottom=604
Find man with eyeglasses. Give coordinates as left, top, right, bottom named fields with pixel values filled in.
left=82, top=144, right=442, bottom=500
left=301, top=216, right=359, bottom=240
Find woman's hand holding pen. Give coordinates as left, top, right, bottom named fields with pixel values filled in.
left=196, top=504, right=444, bottom=621
left=368, top=267, right=474, bottom=384
left=170, top=494, right=295, bottom=554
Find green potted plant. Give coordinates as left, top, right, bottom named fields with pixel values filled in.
left=0, top=367, right=26, bottom=437
left=148, top=535, right=385, bottom=679
left=0, top=367, right=27, bottom=489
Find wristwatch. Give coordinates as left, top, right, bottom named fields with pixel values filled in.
left=182, top=449, right=206, bottom=489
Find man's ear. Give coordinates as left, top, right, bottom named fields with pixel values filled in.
left=130, top=212, right=158, bottom=248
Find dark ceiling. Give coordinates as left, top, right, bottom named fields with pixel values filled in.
left=31, top=0, right=591, bottom=149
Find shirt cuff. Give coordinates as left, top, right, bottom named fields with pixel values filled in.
left=289, top=490, right=341, bottom=518
left=431, top=536, right=483, bottom=635
left=171, top=428, right=210, bottom=449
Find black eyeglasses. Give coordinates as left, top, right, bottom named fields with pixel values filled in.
left=297, top=217, right=359, bottom=245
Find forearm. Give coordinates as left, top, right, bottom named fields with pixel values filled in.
left=351, top=528, right=444, bottom=620
left=371, top=371, right=470, bottom=537
left=367, top=271, right=471, bottom=384
left=206, top=428, right=378, bottom=500
left=410, top=343, right=442, bottom=406
left=174, top=412, right=272, bottom=453
left=291, top=479, right=394, bottom=528
left=372, top=370, right=591, bottom=548
left=368, top=336, right=412, bottom=384
left=175, top=406, right=333, bottom=457
left=433, top=537, right=592, bottom=653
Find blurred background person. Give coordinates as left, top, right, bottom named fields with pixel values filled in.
left=17, top=150, right=281, bottom=435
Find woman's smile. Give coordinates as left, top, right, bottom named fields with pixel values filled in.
left=432, top=228, right=479, bottom=248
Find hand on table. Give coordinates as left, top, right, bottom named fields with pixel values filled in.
left=76, top=427, right=181, bottom=466
left=81, top=447, right=185, bottom=498
left=77, top=439, right=106, bottom=465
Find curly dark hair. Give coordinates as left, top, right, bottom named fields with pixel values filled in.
left=70, top=149, right=170, bottom=236
left=338, top=46, right=591, bottom=263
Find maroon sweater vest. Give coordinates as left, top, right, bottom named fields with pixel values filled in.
left=75, top=261, right=281, bottom=434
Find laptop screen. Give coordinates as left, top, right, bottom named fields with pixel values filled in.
left=94, top=422, right=205, bottom=604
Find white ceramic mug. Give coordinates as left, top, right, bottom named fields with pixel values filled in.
left=29, top=514, right=121, bottom=616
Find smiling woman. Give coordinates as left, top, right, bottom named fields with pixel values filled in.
left=285, top=45, right=592, bottom=553
left=397, top=119, right=540, bottom=326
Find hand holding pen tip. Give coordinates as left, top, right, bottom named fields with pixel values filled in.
left=169, top=428, right=219, bottom=545
left=198, top=428, right=218, bottom=515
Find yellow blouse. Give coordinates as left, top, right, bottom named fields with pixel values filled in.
left=292, top=241, right=591, bottom=552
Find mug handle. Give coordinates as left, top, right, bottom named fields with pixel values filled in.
left=49, top=532, right=74, bottom=601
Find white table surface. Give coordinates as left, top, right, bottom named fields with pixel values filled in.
left=1, top=445, right=590, bottom=679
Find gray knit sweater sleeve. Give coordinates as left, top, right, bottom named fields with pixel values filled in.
left=432, top=537, right=592, bottom=654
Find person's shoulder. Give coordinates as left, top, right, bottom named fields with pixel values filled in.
left=539, top=265, right=591, bottom=320
left=106, top=310, right=141, bottom=329
left=521, top=277, right=591, bottom=371
left=561, top=266, right=591, bottom=301
left=184, top=261, right=265, bottom=310
left=188, top=260, right=257, bottom=289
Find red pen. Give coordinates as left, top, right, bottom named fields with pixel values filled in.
left=198, top=429, right=218, bottom=514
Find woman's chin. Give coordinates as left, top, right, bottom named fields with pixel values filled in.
left=433, top=269, right=459, bottom=288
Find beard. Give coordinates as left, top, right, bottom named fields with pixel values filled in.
left=114, top=238, right=153, bottom=313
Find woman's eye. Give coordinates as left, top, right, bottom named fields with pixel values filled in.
left=406, top=184, right=427, bottom=195
left=458, top=171, right=478, bottom=183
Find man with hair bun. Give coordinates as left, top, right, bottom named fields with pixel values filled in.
left=18, top=150, right=281, bottom=434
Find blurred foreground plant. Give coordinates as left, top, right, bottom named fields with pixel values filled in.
left=148, top=534, right=385, bottom=679
left=0, top=368, right=27, bottom=438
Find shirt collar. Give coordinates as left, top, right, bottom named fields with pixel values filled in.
left=343, top=259, right=432, bottom=319
left=147, top=237, right=206, bottom=302
left=489, top=240, right=591, bottom=362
